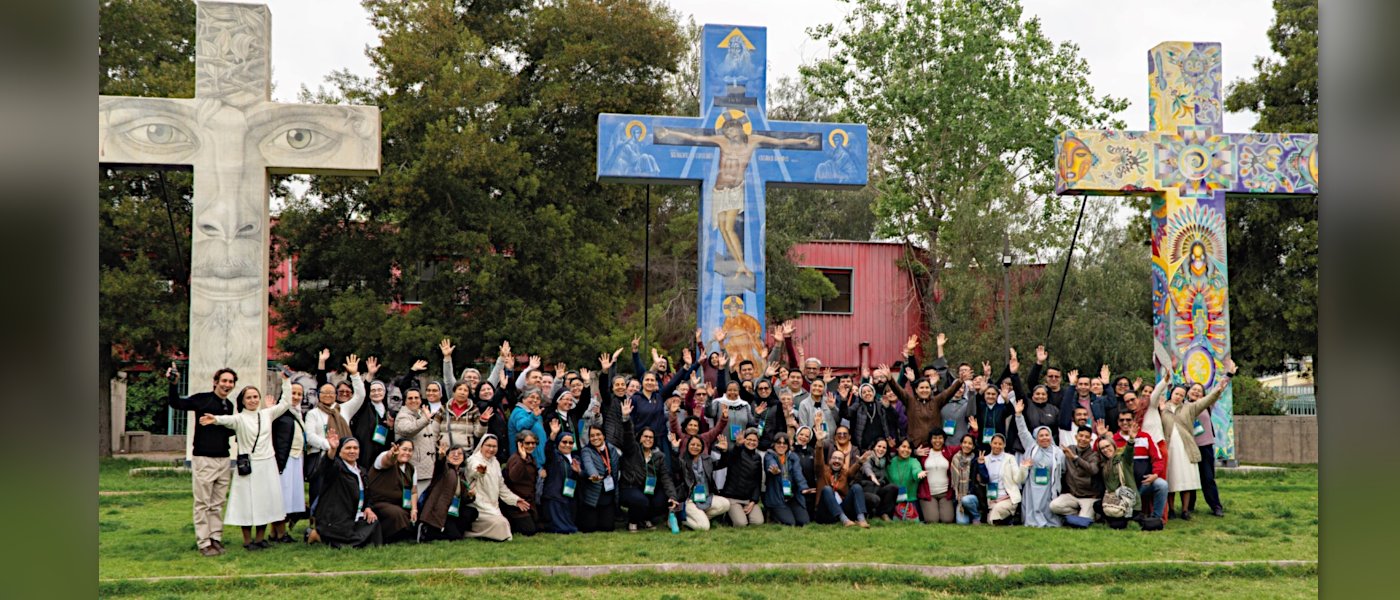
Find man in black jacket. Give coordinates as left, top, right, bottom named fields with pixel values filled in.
left=167, top=364, right=237, bottom=557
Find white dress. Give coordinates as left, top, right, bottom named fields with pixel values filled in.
left=1165, top=426, right=1202, bottom=492
left=213, top=397, right=291, bottom=527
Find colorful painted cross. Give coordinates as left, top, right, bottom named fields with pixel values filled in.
left=1053, top=42, right=1319, bottom=462
left=98, top=2, right=381, bottom=458
left=597, top=24, right=868, bottom=369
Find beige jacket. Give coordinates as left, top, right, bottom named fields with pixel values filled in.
left=1158, top=384, right=1225, bottom=464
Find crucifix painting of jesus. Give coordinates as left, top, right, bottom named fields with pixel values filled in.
left=655, top=112, right=820, bottom=279
left=596, top=24, right=868, bottom=361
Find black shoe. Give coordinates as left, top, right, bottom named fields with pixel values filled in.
left=1211, top=506, right=1225, bottom=517
left=255, top=539, right=272, bottom=549
left=243, top=542, right=261, bottom=552
left=274, top=534, right=295, bottom=544
left=1168, top=509, right=1178, bottom=519
left=1180, top=510, right=1192, bottom=521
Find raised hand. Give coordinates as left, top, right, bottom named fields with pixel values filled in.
left=982, top=361, right=992, bottom=377
left=1020, top=458, right=1033, bottom=468
left=1223, top=355, right=1237, bottom=375
left=554, top=362, right=566, bottom=378
left=721, top=405, right=730, bottom=421
left=366, top=356, right=380, bottom=377
left=165, top=361, right=180, bottom=382
left=579, top=368, right=592, bottom=386
left=327, top=429, right=341, bottom=451
left=936, top=332, right=947, bottom=348
left=621, top=397, right=634, bottom=418
left=1014, top=399, right=1025, bottom=415
left=500, top=340, right=511, bottom=358
left=631, top=336, right=640, bottom=352
left=764, top=362, right=779, bottom=378
left=782, top=321, right=795, bottom=336
left=529, top=355, right=542, bottom=370
left=823, top=367, right=834, bottom=382
left=771, top=323, right=785, bottom=343
left=599, top=352, right=614, bottom=372
left=1095, top=419, right=1109, bottom=438
left=705, top=383, right=717, bottom=398
left=666, top=396, right=680, bottom=414
left=1062, top=445, right=1075, bottom=458
left=682, top=347, right=694, bottom=366
left=904, top=334, right=919, bottom=355
left=411, top=359, right=428, bottom=372
left=695, top=327, right=703, bottom=343
left=968, top=415, right=978, bottom=431
left=481, top=406, right=496, bottom=421
left=344, top=354, right=361, bottom=375
left=1067, top=369, right=1079, bottom=384
left=1008, top=348, right=1020, bottom=373
left=1035, top=345, right=1047, bottom=365
left=549, top=418, right=561, bottom=438
left=712, top=327, right=726, bottom=343
left=1100, top=364, right=1111, bottom=383
left=318, top=348, right=331, bottom=369
left=977, top=451, right=986, bottom=464
left=716, top=434, right=728, bottom=451
left=755, top=401, right=768, bottom=415
left=439, top=338, right=454, bottom=357
left=668, top=432, right=680, bottom=450
left=1132, top=377, right=1144, bottom=391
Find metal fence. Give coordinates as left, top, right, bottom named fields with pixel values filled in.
left=1273, top=385, right=1316, bottom=416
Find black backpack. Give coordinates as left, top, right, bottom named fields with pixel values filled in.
left=1139, top=516, right=1164, bottom=531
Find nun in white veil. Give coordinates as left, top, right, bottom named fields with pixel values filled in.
left=464, top=434, right=530, bottom=541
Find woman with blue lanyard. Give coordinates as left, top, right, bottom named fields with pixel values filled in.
left=540, top=422, right=581, bottom=534
left=580, top=402, right=626, bottom=532
left=763, top=432, right=810, bottom=526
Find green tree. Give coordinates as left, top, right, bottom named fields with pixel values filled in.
left=802, top=0, right=1127, bottom=363
left=1224, top=0, right=1318, bottom=375
left=275, top=0, right=690, bottom=373
left=98, top=0, right=198, bottom=453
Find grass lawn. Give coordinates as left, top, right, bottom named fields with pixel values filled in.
left=98, top=458, right=1317, bottom=596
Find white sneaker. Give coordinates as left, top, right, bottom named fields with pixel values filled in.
left=628, top=523, right=638, bottom=532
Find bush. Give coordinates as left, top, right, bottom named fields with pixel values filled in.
left=1231, top=375, right=1284, bottom=416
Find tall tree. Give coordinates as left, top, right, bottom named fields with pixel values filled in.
left=1224, top=0, right=1318, bottom=374
left=98, top=0, right=198, bottom=454
left=802, top=0, right=1127, bottom=362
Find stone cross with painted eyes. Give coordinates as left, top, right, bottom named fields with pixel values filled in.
left=98, top=2, right=380, bottom=428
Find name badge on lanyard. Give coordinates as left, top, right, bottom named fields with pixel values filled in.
left=758, top=420, right=766, bottom=436
left=987, top=481, right=1000, bottom=499
left=693, top=482, right=708, bottom=503
left=448, top=495, right=460, bottom=517
left=402, top=488, right=412, bottom=510
left=896, top=485, right=908, bottom=502
left=603, top=475, right=615, bottom=493
left=357, top=488, right=365, bottom=513
left=982, top=427, right=994, bottom=444
left=562, top=477, right=576, bottom=498
left=730, top=424, right=741, bottom=441
left=943, top=419, right=956, bottom=436
left=782, top=478, right=793, bottom=498
left=1193, top=419, right=1206, bottom=436
left=644, top=474, right=657, bottom=495
left=1034, top=465, right=1050, bottom=485
left=373, top=424, right=388, bottom=445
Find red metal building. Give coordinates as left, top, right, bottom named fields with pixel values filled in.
left=786, top=241, right=925, bottom=374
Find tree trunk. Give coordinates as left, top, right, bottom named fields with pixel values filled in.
left=98, top=342, right=113, bottom=458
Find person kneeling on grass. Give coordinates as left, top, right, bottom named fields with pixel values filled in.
left=540, top=427, right=581, bottom=534
left=677, top=431, right=730, bottom=530
left=365, top=439, right=417, bottom=543
left=310, top=432, right=382, bottom=548
left=417, top=443, right=479, bottom=542
left=464, top=435, right=531, bottom=541
left=812, top=425, right=873, bottom=528
left=1112, top=410, right=1168, bottom=521
left=1050, top=426, right=1103, bottom=523
left=977, top=433, right=1024, bottom=525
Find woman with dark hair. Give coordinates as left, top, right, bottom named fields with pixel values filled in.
left=789, top=425, right=819, bottom=510
left=763, top=433, right=810, bottom=526
left=718, top=427, right=767, bottom=527
left=949, top=430, right=984, bottom=525
left=669, top=395, right=729, bottom=455
left=858, top=438, right=898, bottom=520
left=887, top=364, right=965, bottom=454
left=580, top=418, right=624, bottom=532
left=474, top=380, right=510, bottom=450
left=540, top=423, right=581, bottom=534
left=436, top=381, right=488, bottom=455
left=975, top=386, right=1014, bottom=455
left=676, top=432, right=729, bottom=530
left=619, top=418, right=681, bottom=531
left=365, top=438, right=417, bottom=543
left=886, top=438, right=924, bottom=521
left=417, top=443, right=479, bottom=542
left=200, top=384, right=291, bottom=550
left=1159, top=362, right=1231, bottom=520
left=978, top=431, right=1025, bottom=525
left=464, top=435, right=530, bottom=541
left=502, top=431, right=541, bottom=536
left=310, top=432, right=382, bottom=547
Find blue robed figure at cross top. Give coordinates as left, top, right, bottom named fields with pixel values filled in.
left=596, top=24, right=869, bottom=368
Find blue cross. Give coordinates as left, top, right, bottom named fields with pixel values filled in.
left=597, top=24, right=868, bottom=361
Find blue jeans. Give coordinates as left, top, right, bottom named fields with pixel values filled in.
left=1139, top=477, right=1169, bottom=518
left=819, top=484, right=867, bottom=523
left=956, top=494, right=981, bottom=524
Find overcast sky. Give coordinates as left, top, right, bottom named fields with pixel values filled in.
left=255, top=0, right=1277, bottom=132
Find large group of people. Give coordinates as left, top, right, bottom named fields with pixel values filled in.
left=168, top=326, right=1234, bottom=555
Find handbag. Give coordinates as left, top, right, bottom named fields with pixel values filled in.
left=1102, top=461, right=1136, bottom=518
left=236, top=414, right=261, bottom=476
